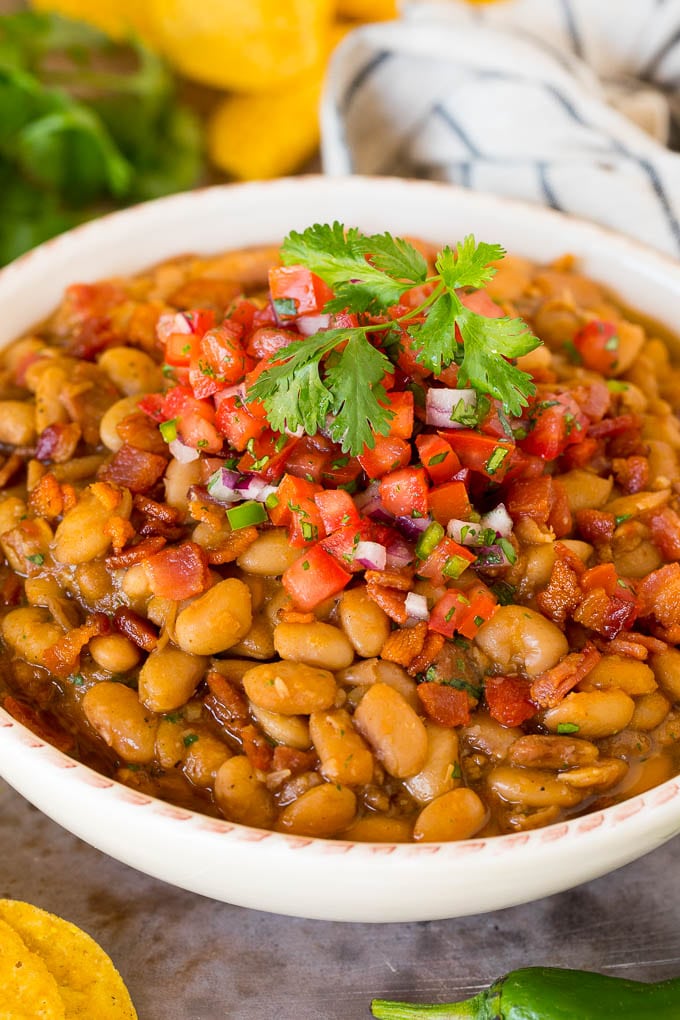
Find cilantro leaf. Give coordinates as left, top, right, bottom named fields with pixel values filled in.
left=437, top=236, right=505, bottom=289
left=409, top=289, right=456, bottom=374
left=456, top=308, right=537, bottom=416
left=357, top=231, right=427, bottom=284
left=324, top=335, right=394, bottom=453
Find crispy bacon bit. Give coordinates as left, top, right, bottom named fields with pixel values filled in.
left=100, top=444, right=168, bottom=494
left=145, top=541, right=211, bottom=601
left=113, top=606, right=158, bottom=652
left=90, top=480, right=123, bottom=511
left=28, top=472, right=65, bottom=519
left=416, top=682, right=471, bottom=727
left=204, top=526, right=259, bottom=564
left=105, top=534, right=167, bottom=569
left=485, top=676, right=536, bottom=727
left=188, top=499, right=224, bottom=531
left=508, top=734, right=598, bottom=769
left=575, top=508, right=616, bottom=545
left=204, top=670, right=249, bottom=726
left=505, top=476, right=553, bottom=524
left=612, top=455, right=649, bottom=495
left=547, top=479, right=572, bottom=538
left=407, top=632, right=446, bottom=677
left=35, top=422, right=81, bottom=464
left=61, top=483, right=77, bottom=513
left=133, top=494, right=181, bottom=526
left=646, top=506, right=680, bottom=562
left=365, top=582, right=409, bottom=624
left=588, top=413, right=640, bottom=440
left=66, top=316, right=119, bottom=360
left=103, top=515, right=135, bottom=555
left=573, top=585, right=638, bottom=639
left=364, top=568, right=413, bottom=591
left=571, top=380, right=611, bottom=421
left=240, top=723, right=274, bottom=771
left=637, top=563, right=680, bottom=630
left=0, top=573, right=22, bottom=606
left=2, top=696, right=74, bottom=753
left=116, top=412, right=167, bottom=456
left=278, top=609, right=315, bottom=624
left=271, top=745, right=318, bottom=776
left=380, top=621, right=428, bottom=668
left=536, top=557, right=582, bottom=625
left=43, top=613, right=110, bottom=677
left=554, top=541, right=586, bottom=575
left=530, top=642, right=601, bottom=709
left=0, top=454, right=23, bottom=489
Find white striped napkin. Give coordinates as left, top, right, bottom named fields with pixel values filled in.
left=321, top=0, right=680, bottom=255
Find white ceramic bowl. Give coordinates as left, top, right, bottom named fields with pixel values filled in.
left=2, top=176, right=680, bottom=923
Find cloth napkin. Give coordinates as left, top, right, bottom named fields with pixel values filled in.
left=321, top=0, right=680, bottom=256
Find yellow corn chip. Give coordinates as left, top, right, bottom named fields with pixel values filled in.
left=0, top=901, right=137, bottom=1020
left=0, top=916, right=64, bottom=1020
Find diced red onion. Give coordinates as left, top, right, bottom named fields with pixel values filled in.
left=385, top=535, right=414, bottom=569
left=355, top=481, right=380, bottom=510
left=235, top=472, right=268, bottom=500
left=354, top=541, right=387, bottom=570
left=207, top=467, right=243, bottom=502
left=156, top=311, right=192, bottom=343
left=480, top=503, right=513, bottom=538
left=476, top=544, right=512, bottom=568
left=446, top=519, right=482, bottom=545
left=355, top=483, right=395, bottom=525
left=213, top=383, right=244, bottom=408
left=405, top=592, right=430, bottom=621
left=169, top=438, right=199, bottom=463
left=395, top=514, right=432, bottom=540
left=297, top=314, right=331, bottom=336
left=425, top=387, right=477, bottom=429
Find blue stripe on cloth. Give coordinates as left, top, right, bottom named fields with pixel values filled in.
left=558, top=0, right=584, bottom=58
left=433, top=104, right=483, bottom=157
left=640, top=26, right=680, bottom=78
left=636, top=158, right=680, bottom=252
left=340, top=50, right=392, bottom=114
left=536, top=161, right=563, bottom=210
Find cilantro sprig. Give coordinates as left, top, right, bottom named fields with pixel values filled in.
left=248, top=223, right=540, bottom=456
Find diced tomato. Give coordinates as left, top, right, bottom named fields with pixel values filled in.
left=251, top=303, right=277, bottom=329
left=178, top=413, right=223, bottom=453
left=159, top=309, right=216, bottom=365
left=320, top=520, right=373, bottom=572
left=321, top=453, right=363, bottom=490
left=382, top=391, right=414, bottom=439
left=548, top=479, right=572, bottom=539
left=198, top=323, right=247, bottom=382
left=282, top=543, right=352, bottom=611
left=478, top=398, right=515, bottom=440
left=440, top=429, right=514, bottom=481
left=519, top=393, right=588, bottom=461
left=246, top=326, right=300, bottom=360
left=588, top=413, right=640, bottom=440
left=505, top=475, right=553, bottom=524
left=330, top=311, right=359, bottom=330
left=237, top=431, right=300, bottom=482
left=428, top=589, right=474, bottom=638
left=560, top=436, right=601, bottom=471
left=268, top=265, right=334, bottom=317
left=485, top=676, right=536, bottom=727
left=138, top=393, right=166, bottom=422
left=215, top=395, right=268, bottom=450
left=459, top=288, right=504, bottom=319
left=379, top=467, right=429, bottom=517
left=457, top=583, right=498, bottom=639
left=417, top=683, right=471, bottom=727
left=416, top=434, right=461, bottom=484
left=288, top=496, right=326, bottom=547
left=161, top=385, right=215, bottom=423
left=165, top=332, right=201, bottom=367
left=502, top=447, right=546, bottom=483
left=418, top=537, right=476, bottom=585
left=283, top=435, right=333, bottom=484
left=267, top=474, right=320, bottom=527
left=358, top=435, right=411, bottom=479
left=427, top=480, right=471, bottom=526
left=399, top=282, right=437, bottom=309
left=572, top=320, right=620, bottom=375
left=314, top=489, right=360, bottom=533
left=226, top=298, right=258, bottom=333
left=145, top=541, right=211, bottom=601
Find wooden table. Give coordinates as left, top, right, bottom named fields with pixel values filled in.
left=3, top=778, right=680, bottom=1019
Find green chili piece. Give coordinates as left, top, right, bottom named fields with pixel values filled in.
left=371, top=967, right=680, bottom=1020
left=415, top=521, right=445, bottom=560
left=226, top=500, right=267, bottom=530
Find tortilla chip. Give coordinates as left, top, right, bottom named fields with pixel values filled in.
left=0, top=916, right=65, bottom=1020
left=0, top=902, right=137, bottom=1020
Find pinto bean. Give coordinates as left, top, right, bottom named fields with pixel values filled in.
left=174, top=578, right=252, bottom=655
left=474, top=605, right=568, bottom=677
left=413, top=788, right=487, bottom=842
left=488, top=766, right=584, bottom=808
left=138, top=646, right=207, bottom=713
left=309, top=708, right=374, bottom=786
left=277, top=783, right=356, bottom=838
left=542, top=689, right=635, bottom=739
left=338, top=587, right=391, bottom=658
left=82, top=682, right=157, bottom=764
left=353, top=682, right=428, bottom=779
left=405, top=723, right=461, bottom=805
left=214, top=755, right=275, bottom=828
left=274, top=621, right=354, bottom=671
left=243, top=661, right=337, bottom=716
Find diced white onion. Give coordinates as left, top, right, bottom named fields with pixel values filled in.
left=213, top=383, right=244, bottom=408
left=354, top=541, right=387, bottom=570
left=297, top=314, right=331, bottom=336
left=446, top=519, right=482, bottom=545
left=257, top=484, right=279, bottom=504
left=405, top=592, right=430, bottom=621
left=480, top=503, right=513, bottom=538
left=207, top=467, right=242, bottom=503
left=425, top=388, right=477, bottom=429
left=169, top=439, right=199, bottom=463
left=156, top=311, right=192, bottom=343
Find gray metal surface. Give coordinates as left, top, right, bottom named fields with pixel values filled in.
left=2, top=780, right=680, bottom=1019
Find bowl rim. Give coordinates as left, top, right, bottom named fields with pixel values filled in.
left=1, top=173, right=680, bottom=870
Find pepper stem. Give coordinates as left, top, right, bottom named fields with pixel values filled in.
left=370, top=990, right=487, bottom=1019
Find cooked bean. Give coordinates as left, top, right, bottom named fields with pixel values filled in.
left=0, top=497, right=26, bottom=537
left=338, top=658, right=419, bottom=710
left=521, top=540, right=592, bottom=592
left=82, top=682, right=158, bottom=764
left=651, top=649, right=680, bottom=703
left=353, top=682, right=428, bottom=779
left=620, top=755, right=674, bottom=798
left=557, top=758, right=628, bottom=789
left=238, top=574, right=266, bottom=612
left=1, top=607, right=63, bottom=667
left=413, top=788, right=487, bottom=842
left=236, top=528, right=301, bottom=575
left=230, top=613, right=276, bottom=660
left=405, top=724, right=460, bottom=805
left=138, top=646, right=207, bottom=713
left=0, top=400, right=36, bottom=446
left=121, top=562, right=153, bottom=607
left=342, top=816, right=413, bottom=843
left=508, top=734, right=599, bottom=770
left=98, top=347, right=163, bottom=396
left=155, top=717, right=187, bottom=769
left=53, top=485, right=132, bottom=564
left=598, top=730, right=651, bottom=760
left=338, top=587, right=391, bottom=658
left=30, top=361, right=69, bottom=432
left=208, top=658, right=254, bottom=685
left=243, top=661, right=337, bottom=715
left=174, top=578, right=252, bottom=655
left=542, top=689, right=635, bottom=739
left=73, top=561, right=114, bottom=607
left=274, top=621, right=354, bottom=671
left=99, top=395, right=147, bottom=452
left=488, top=766, right=584, bottom=808
left=214, top=755, right=275, bottom=828
left=557, top=469, right=613, bottom=513
left=579, top=655, right=657, bottom=695
left=182, top=730, right=231, bottom=787
left=474, top=605, right=568, bottom=676
left=277, top=782, right=356, bottom=838
left=613, top=319, right=645, bottom=373
left=164, top=457, right=202, bottom=512
left=250, top=704, right=312, bottom=750
left=613, top=539, right=663, bottom=579
left=629, top=691, right=671, bottom=732
left=89, top=634, right=140, bottom=673
left=461, top=710, right=524, bottom=761
left=605, top=488, right=670, bottom=518
left=309, top=708, right=374, bottom=785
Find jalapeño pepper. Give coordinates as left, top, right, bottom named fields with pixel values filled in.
left=371, top=967, right=680, bottom=1019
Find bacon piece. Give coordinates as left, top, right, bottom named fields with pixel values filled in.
left=105, top=535, right=167, bottom=569
left=588, top=413, right=640, bottom=439
left=365, top=582, right=408, bottom=624
left=103, top=515, right=135, bottom=555
left=271, top=745, right=318, bottom=776
left=485, top=676, right=536, bottom=727
left=505, top=476, right=553, bottom=524
left=416, top=682, right=471, bottom=727
left=145, top=541, right=211, bottom=601
left=205, top=526, right=259, bottom=564
left=43, top=613, right=110, bottom=677
left=133, top=494, right=181, bottom=526
left=536, top=558, right=582, bottom=625
left=637, top=563, right=680, bottom=630
left=188, top=499, right=224, bottom=531
left=380, top=621, right=427, bottom=668
left=647, top=506, right=680, bottom=562
left=364, top=568, right=413, bottom=591
left=113, top=606, right=158, bottom=652
left=0, top=573, right=22, bottom=606
left=116, top=412, right=167, bottom=455
left=530, top=643, right=601, bottom=708
left=240, top=723, right=274, bottom=771
left=35, top=422, right=82, bottom=463
left=575, top=508, right=616, bottom=545
left=573, top=587, right=638, bottom=639
left=0, top=454, right=23, bottom=489
left=547, top=479, right=572, bottom=538
left=28, top=472, right=65, bottom=519
left=100, top=443, right=168, bottom=493
left=90, top=480, right=123, bottom=511
left=204, top=670, right=249, bottom=727
left=612, top=455, right=649, bottom=495
left=407, top=632, right=446, bottom=677
left=2, top=696, right=74, bottom=753
left=66, top=315, right=119, bottom=360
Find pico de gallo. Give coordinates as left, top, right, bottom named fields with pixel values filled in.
left=1, top=227, right=680, bottom=842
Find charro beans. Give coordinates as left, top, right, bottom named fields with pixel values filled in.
left=174, top=578, right=252, bottom=655
left=274, top=621, right=354, bottom=671
left=98, top=347, right=163, bottom=395
left=579, top=655, right=657, bottom=696
left=1, top=607, right=63, bottom=667
left=53, top=486, right=132, bottom=564
left=236, top=528, right=301, bottom=575
left=243, top=661, right=337, bottom=715
left=250, top=704, right=312, bottom=750
left=488, top=766, right=584, bottom=808
left=89, top=634, right=141, bottom=673
left=353, top=683, right=428, bottom=779
left=0, top=401, right=36, bottom=446
left=405, top=723, right=461, bottom=805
